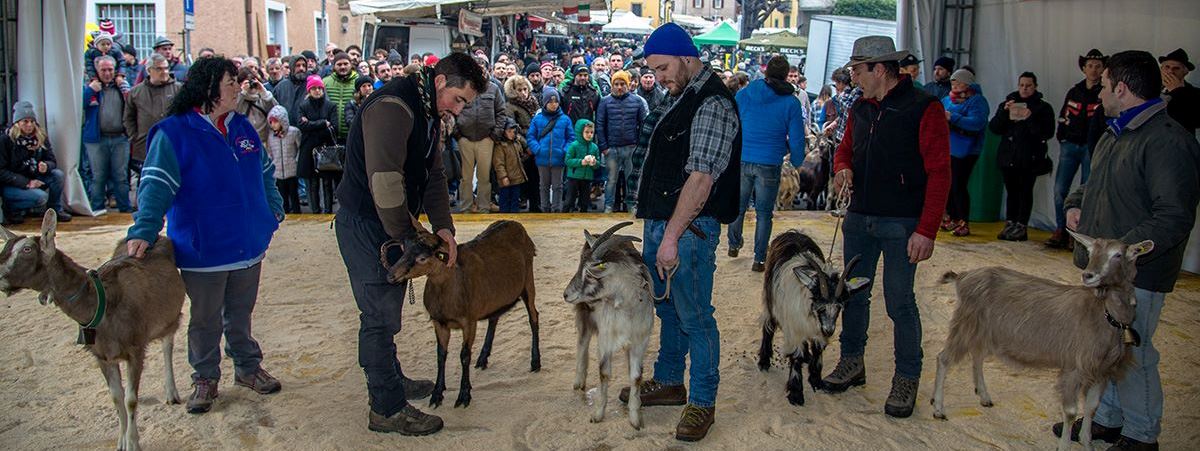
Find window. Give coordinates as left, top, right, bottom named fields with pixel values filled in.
left=314, top=12, right=329, bottom=53
left=631, top=3, right=643, bottom=17
left=694, top=0, right=703, bottom=8
left=97, top=3, right=157, bottom=55
left=784, top=14, right=791, bottom=29
left=714, top=0, right=723, bottom=8
left=265, top=0, right=287, bottom=54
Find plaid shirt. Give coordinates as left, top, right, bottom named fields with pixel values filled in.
left=834, top=86, right=863, bottom=142
left=627, top=67, right=739, bottom=203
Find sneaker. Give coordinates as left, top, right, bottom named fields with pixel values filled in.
left=751, top=262, right=765, bottom=272
left=821, top=356, right=866, bottom=393
left=1107, top=436, right=1158, bottom=451
left=619, top=379, right=687, bottom=406
left=675, top=404, right=716, bottom=442
left=186, top=378, right=219, bottom=414
left=235, top=368, right=282, bottom=394
left=884, top=374, right=919, bottom=418
left=604, top=207, right=613, bottom=213
left=940, top=215, right=955, bottom=232
left=368, top=404, right=444, bottom=436
left=998, top=221, right=1016, bottom=240
left=951, top=221, right=971, bottom=237
left=55, top=209, right=72, bottom=223
left=1010, top=223, right=1028, bottom=241
left=1046, top=228, right=1071, bottom=249
left=1052, top=418, right=1123, bottom=443
left=487, top=204, right=500, bottom=213
left=402, top=377, right=436, bottom=400
left=728, top=248, right=739, bottom=258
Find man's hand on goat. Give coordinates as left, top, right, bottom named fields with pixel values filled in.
left=1066, top=208, right=1081, bottom=231
left=907, top=233, right=934, bottom=263
left=437, top=228, right=458, bottom=268
left=127, top=239, right=150, bottom=259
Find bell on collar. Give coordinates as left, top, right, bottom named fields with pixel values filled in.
left=78, top=326, right=97, bottom=345
left=1123, top=327, right=1142, bottom=347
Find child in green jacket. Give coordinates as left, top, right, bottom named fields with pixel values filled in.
left=564, top=119, right=600, bottom=212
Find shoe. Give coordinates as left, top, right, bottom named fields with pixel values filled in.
left=186, top=378, right=219, bottom=414
left=940, top=214, right=954, bottom=232
left=1046, top=228, right=1071, bottom=249
left=1010, top=223, right=1028, bottom=241
left=368, top=404, right=444, bottom=436
left=488, top=204, right=500, bottom=213
left=604, top=207, right=613, bottom=213
left=402, top=377, right=436, bottom=400
left=884, top=374, right=919, bottom=418
left=235, top=368, right=282, bottom=394
left=1052, top=418, right=1123, bottom=443
left=951, top=221, right=971, bottom=237
left=1107, top=436, right=1158, bottom=451
left=728, top=248, right=739, bottom=258
left=54, top=209, right=72, bottom=222
left=675, top=404, right=716, bottom=442
left=821, top=356, right=865, bottom=393
left=619, top=379, right=687, bottom=406
left=998, top=221, right=1016, bottom=240
left=751, top=262, right=765, bottom=272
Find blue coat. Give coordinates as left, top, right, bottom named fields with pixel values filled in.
left=527, top=109, right=575, bottom=167
left=595, top=93, right=648, bottom=150
left=81, top=81, right=127, bottom=144
left=735, top=79, right=806, bottom=166
left=942, top=86, right=990, bottom=157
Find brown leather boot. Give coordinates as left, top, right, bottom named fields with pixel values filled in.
left=618, top=379, right=687, bottom=406
left=675, top=404, right=715, bottom=442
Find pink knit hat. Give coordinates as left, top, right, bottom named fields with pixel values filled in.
left=306, top=75, right=325, bottom=91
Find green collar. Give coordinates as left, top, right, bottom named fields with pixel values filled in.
left=83, top=270, right=106, bottom=329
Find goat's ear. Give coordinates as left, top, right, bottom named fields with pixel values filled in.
left=40, top=209, right=57, bottom=258
left=845, top=277, right=870, bottom=294
left=1126, top=240, right=1154, bottom=260
left=0, top=225, right=16, bottom=241
left=1066, top=229, right=1095, bottom=253
left=583, top=230, right=596, bottom=248
left=791, top=266, right=816, bottom=290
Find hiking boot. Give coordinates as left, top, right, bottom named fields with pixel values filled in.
left=952, top=221, right=971, bottom=237
left=619, top=379, right=687, bottom=406
left=402, top=377, right=436, bottom=400
left=1052, top=418, right=1123, bottom=443
left=1046, top=228, right=1071, bottom=249
left=186, top=378, right=219, bottom=414
left=675, top=404, right=715, bottom=442
left=368, top=404, right=444, bottom=436
left=821, top=356, right=866, bottom=393
left=751, top=262, right=765, bottom=272
left=1107, top=436, right=1158, bottom=451
left=235, top=368, right=282, bottom=394
left=728, top=248, right=739, bottom=258
left=884, top=374, right=919, bottom=418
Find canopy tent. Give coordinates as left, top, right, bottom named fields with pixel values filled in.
left=350, top=0, right=607, bottom=18
left=672, top=14, right=718, bottom=31
left=691, top=21, right=739, bottom=47
left=601, top=11, right=653, bottom=35
left=738, top=30, right=807, bottom=56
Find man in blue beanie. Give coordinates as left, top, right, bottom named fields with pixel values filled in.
left=618, top=22, right=741, bottom=442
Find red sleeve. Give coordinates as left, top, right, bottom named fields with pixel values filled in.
left=832, top=112, right=855, bottom=173
left=916, top=101, right=951, bottom=240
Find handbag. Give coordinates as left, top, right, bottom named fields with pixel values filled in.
left=1032, top=155, right=1053, bottom=176
left=313, top=125, right=345, bottom=173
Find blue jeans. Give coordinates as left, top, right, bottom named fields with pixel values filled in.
left=643, top=217, right=721, bottom=407
left=1094, top=288, right=1165, bottom=443
left=180, top=263, right=265, bottom=381
left=604, top=145, right=635, bottom=209
left=839, top=212, right=923, bottom=379
left=85, top=135, right=131, bottom=212
left=1054, top=141, right=1091, bottom=229
left=727, top=162, right=782, bottom=263
left=498, top=185, right=521, bottom=213
left=2, top=168, right=65, bottom=212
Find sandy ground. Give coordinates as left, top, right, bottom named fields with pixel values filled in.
left=1, top=211, right=1198, bottom=450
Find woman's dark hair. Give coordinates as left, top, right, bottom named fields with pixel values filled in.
left=168, top=57, right=238, bottom=115
left=831, top=67, right=852, bottom=84
left=436, top=52, right=489, bottom=94
left=1018, top=71, right=1038, bottom=85
left=236, top=66, right=260, bottom=83
left=765, top=55, right=790, bottom=80
left=1106, top=50, right=1161, bottom=100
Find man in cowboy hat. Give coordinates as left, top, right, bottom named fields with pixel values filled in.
left=1047, top=49, right=1109, bottom=249
left=825, top=36, right=951, bottom=418
left=1159, top=48, right=1198, bottom=134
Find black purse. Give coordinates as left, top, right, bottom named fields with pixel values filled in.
left=1032, top=154, right=1053, bottom=176
left=313, top=126, right=345, bottom=173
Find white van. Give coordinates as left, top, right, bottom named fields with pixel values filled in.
left=362, top=20, right=452, bottom=59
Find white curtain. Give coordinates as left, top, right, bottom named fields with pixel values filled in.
left=17, top=0, right=93, bottom=216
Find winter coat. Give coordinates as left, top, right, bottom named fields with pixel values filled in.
left=1056, top=79, right=1103, bottom=144
left=735, top=78, right=806, bottom=166
left=267, top=126, right=302, bottom=179
left=924, top=79, right=951, bottom=101
left=595, top=92, right=648, bottom=150
left=492, top=136, right=529, bottom=186
left=84, top=47, right=124, bottom=79
left=942, top=86, right=990, bottom=158
left=1165, top=82, right=1200, bottom=134
left=124, top=80, right=181, bottom=161
left=988, top=91, right=1056, bottom=172
left=456, top=82, right=507, bottom=141
left=504, top=78, right=540, bottom=134
left=82, top=79, right=129, bottom=144
left=235, top=90, right=279, bottom=145
left=322, top=72, right=359, bottom=140
left=565, top=119, right=600, bottom=181
left=344, top=99, right=361, bottom=131
left=562, top=82, right=600, bottom=124
left=295, top=96, right=338, bottom=178
left=635, top=85, right=668, bottom=114
left=271, top=72, right=312, bottom=127
left=0, top=130, right=57, bottom=188
left=527, top=108, right=575, bottom=167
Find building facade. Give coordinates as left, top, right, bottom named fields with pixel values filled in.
left=673, top=0, right=736, bottom=22
left=611, top=0, right=664, bottom=27
left=765, top=0, right=833, bottom=35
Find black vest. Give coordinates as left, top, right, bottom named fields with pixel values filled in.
left=848, top=78, right=936, bottom=218
left=636, top=71, right=741, bottom=224
left=336, top=71, right=440, bottom=221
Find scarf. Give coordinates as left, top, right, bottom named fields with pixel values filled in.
left=15, top=133, right=39, bottom=151
left=510, top=94, right=540, bottom=117
left=950, top=88, right=973, bottom=104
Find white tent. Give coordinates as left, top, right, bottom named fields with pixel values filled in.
left=350, top=0, right=608, bottom=18
left=602, top=11, right=654, bottom=35
left=673, top=14, right=718, bottom=32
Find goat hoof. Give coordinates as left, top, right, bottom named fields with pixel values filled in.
left=429, top=393, right=444, bottom=408
left=573, top=383, right=586, bottom=391
left=530, top=363, right=541, bottom=373
left=454, top=393, right=471, bottom=408
left=981, top=400, right=994, bottom=408
left=166, top=396, right=181, bottom=405
left=757, top=361, right=771, bottom=372
left=787, top=392, right=806, bottom=406
left=933, top=412, right=947, bottom=420
left=474, top=360, right=488, bottom=370
left=590, top=414, right=603, bottom=423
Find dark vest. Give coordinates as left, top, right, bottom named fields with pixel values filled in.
left=336, top=71, right=440, bottom=221
left=848, top=78, right=936, bottom=218
left=636, top=71, right=741, bottom=224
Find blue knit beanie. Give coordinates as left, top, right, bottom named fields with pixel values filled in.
left=643, top=23, right=699, bottom=58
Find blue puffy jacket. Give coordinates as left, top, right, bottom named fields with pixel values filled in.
left=735, top=79, right=806, bottom=166
left=595, top=92, right=648, bottom=150
left=527, top=108, right=575, bottom=167
left=942, top=85, right=990, bottom=157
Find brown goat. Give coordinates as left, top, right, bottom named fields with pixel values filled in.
left=382, top=220, right=539, bottom=408
left=0, top=211, right=185, bottom=451
left=932, top=230, right=1152, bottom=451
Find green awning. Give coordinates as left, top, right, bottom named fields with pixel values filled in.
left=738, top=31, right=808, bottom=56
left=692, top=22, right=740, bottom=47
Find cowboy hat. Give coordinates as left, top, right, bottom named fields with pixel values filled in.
left=845, top=36, right=910, bottom=68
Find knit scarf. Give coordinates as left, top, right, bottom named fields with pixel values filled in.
left=14, top=133, right=39, bottom=151
left=950, top=88, right=973, bottom=104
left=510, top=94, right=540, bottom=117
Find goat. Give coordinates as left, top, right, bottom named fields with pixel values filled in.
left=563, top=221, right=654, bottom=429
left=776, top=159, right=801, bottom=211
left=757, top=230, right=869, bottom=406
left=932, top=230, right=1152, bottom=451
left=796, top=134, right=834, bottom=211
left=381, top=219, right=539, bottom=408
left=0, top=211, right=185, bottom=451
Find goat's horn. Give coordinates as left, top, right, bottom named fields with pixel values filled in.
left=379, top=239, right=405, bottom=270
left=410, top=214, right=430, bottom=234
left=801, top=251, right=830, bottom=299
left=592, top=235, right=642, bottom=260
left=836, top=254, right=862, bottom=298
left=592, top=221, right=634, bottom=249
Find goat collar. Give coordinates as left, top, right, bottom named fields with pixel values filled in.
left=74, top=270, right=107, bottom=345
left=57, top=272, right=92, bottom=304
left=1105, top=310, right=1141, bottom=347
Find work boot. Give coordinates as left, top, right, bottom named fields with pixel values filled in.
left=186, top=378, right=219, bottom=414
left=884, top=374, right=919, bottom=418
left=1107, top=437, right=1158, bottom=451
left=368, top=404, right=444, bottom=436
left=751, top=262, right=765, bottom=272
left=821, top=356, right=866, bottom=393
left=1046, top=228, right=1071, bottom=249
left=674, top=404, right=715, bottom=442
left=235, top=368, right=282, bottom=394
left=402, top=376, right=436, bottom=400
left=1052, top=418, right=1123, bottom=443
left=619, top=379, right=687, bottom=406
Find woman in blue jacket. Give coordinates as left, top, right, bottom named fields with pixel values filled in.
left=527, top=91, right=575, bottom=212
left=940, top=69, right=990, bottom=236
left=125, top=58, right=285, bottom=414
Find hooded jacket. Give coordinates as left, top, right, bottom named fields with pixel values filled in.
left=988, top=91, right=1056, bottom=171
left=492, top=126, right=529, bottom=186
left=266, top=105, right=301, bottom=179
left=124, top=79, right=181, bottom=160
left=527, top=100, right=575, bottom=167
left=562, top=81, right=600, bottom=124
left=271, top=62, right=312, bottom=126
left=735, top=78, right=806, bottom=166
left=595, top=90, right=648, bottom=150
left=941, top=85, right=990, bottom=157
left=503, top=76, right=540, bottom=133
left=565, top=119, right=600, bottom=180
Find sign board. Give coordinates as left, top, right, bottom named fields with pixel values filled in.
left=183, top=0, right=195, bottom=30
left=744, top=45, right=803, bottom=56
left=458, top=9, right=483, bottom=37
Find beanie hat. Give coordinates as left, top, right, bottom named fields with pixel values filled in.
left=524, top=64, right=541, bottom=76
left=934, top=56, right=956, bottom=72
left=424, top=54, right=440, bottom=66
left=611, top=70, right=632, bottom=85
left=122, top=45, right=138, bottom=57
left=301, top=50, right=318, bottom=61
left=540, top=61, right=555, bottom=71
left=950, top=68, right=975, bottom=85
left=333, top=52, right=351, bottom=64
left=542, top=90, right=560, bottom=105
left=643, top=23, right=699, bottom=58
left=98, top=18, right=117, bottom=35
left=765, top=56, right=790, bottom=80
left=354, top=76, right=374, bottom=91
left=573, top=65, right=590, bottom=75
left=11, top=101, right=36, bottom=124
left=306, top=75, right=325, bottom=91
left=267, top=104, right=289, bottom=124
left=94, top=32, right=114, bottom=46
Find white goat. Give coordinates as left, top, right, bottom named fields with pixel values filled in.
left=563, top=221, right=654, bottom=429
